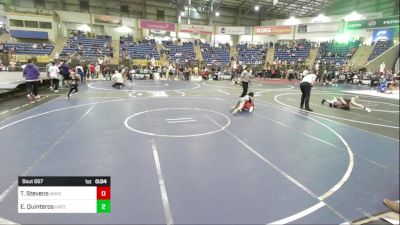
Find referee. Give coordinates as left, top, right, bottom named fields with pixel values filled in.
left=299, top=71, right=317, bottom=112
left=240, top=66, right=251, bottom=97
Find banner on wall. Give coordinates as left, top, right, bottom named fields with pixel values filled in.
left=216, top=26, right=247, bottom=35
left=347, top=16, right=399, bottom=30
left=122, top=18, right=135, bottom=27
left=254, top=26, right=292, bottom=35
left=372, top=28, right=395, bottom=42
left=179, top=24, right=213, bottom=34
left=139, top=19, right=176, bottom=32
left=298, top=22, right=340, bottom=33
left=93, top=15, right=122, bottom=25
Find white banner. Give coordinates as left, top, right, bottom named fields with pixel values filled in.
left=306, top=22, right=340, bottom=33
left=179, top=24, right=213, bottom=34
left=217, top=26, right=246, bottom=35
left=122, top=18, right=135, bottom=27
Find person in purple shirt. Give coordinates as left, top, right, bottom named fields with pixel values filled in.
left=23, top=59, right=41, bottom=100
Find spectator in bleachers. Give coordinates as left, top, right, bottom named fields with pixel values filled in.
left=54, top=52, right=59, bottom=62
left=9, top=60, right=16, bottom=71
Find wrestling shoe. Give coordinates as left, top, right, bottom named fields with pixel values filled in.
left=321, top=99, right=326, bottom=104
left=365, top=107, right=371, bottom=112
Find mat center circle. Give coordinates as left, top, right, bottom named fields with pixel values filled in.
left=128, top=82, right=168, bottom=87
left=124, top=108, right=231, bottom=137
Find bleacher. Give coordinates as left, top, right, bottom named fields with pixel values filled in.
left=61, top=35, right=112, bottom=60
left=274, top=41, right=311, bottom=64
left=200, top=43, right=230, bottom=65
left=120, top=37, right=160, bottom=60
left=162, top=41, right=195, bottom=62
left=316, top=40, right=360, bottom=65
left=368, top=40, right=394, bottom=61
left=2, top=42, right=54, bottom=55
left=237, top=43, right=265, bottom=65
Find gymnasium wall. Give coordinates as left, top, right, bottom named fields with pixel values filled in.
left=326, top=0, right=399, bottom=17
left=6, top=12, right=58, bottom=41
left=9, top=0, right=261, bottom=26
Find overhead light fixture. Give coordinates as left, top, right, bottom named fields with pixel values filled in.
left=284, top=16, right=300, bottom=25
left=180, top=11, right=185, bottom=16
left=311, top=13, right=331, bottom=23
left=77, top=24, right=91, bottom=32
left=116, top=26, right=132, bottom=33
left=273, top=0, right=278, bottom=6
left=254, top=5, right=259, bottom=11
left=215, top=11, right=220, bottom=17
left=344, top=11, right=362, bottom=21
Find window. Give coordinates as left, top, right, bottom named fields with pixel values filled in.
left=157, top=10, right=164, bottom=20
left=34, top=0, right=45, bottom=9
left=24, top=20, right=39, bottom=28
left=9, top=19, right=24, bottom=27
left=39, top=22, right=52, bottom=29
left=80, top=0, right=89, bottom=12
left=121, top=2, right=129, bottom=13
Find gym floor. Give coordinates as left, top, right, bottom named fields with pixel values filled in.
left=0, top=79, right=398, bottom=224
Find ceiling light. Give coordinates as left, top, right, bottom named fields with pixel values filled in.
left=180, top=11, right=185, bottom=16
left=344, top=11, right=362, bottom=21
left=284, top=16, right=300, bottom=25
left=215, top=11, right=220, bottom=17
left=254, top=5, right=259, bottom=11
left=77, top=24, right=91, bottom=32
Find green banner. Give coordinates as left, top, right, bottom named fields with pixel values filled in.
left=347, top=16, right=399, bottom=30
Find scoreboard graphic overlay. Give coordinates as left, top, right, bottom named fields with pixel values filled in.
left=18, top=176, right=111, bottom=213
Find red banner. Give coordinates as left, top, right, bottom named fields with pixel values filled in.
left=139, top=19, right=176, bottom=32
left=254, top=26, right=293, bottom=35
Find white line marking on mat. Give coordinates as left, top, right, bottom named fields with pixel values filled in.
left=217, top=90, right=231, bottom=95
left=151, top=140, right=174, bottom=225
left=0, top=111, right=9, bottom=115
left=204, top=114, right=349, bottom=223
left=11, top=107, right=20, bottom=111
left=0, top=104, right=96, bottom=203
left=274, top=93, right=399, bottom=129
left=167, top=120, right=196, bottom=124
left=166, top=118, right=194, bottom=121
left=255, top=109, right=398, bottom=174
left=0, top=217, right=20, bottom=224
left=269, top=202, right=326, bottom=224
left=175, top=90, right=186, bottom=96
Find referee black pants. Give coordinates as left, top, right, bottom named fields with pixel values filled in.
left=300, top=82, right=312, bottom=110
left=241, top=81, right=248, bottom=97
